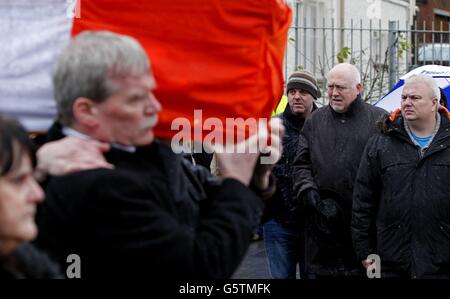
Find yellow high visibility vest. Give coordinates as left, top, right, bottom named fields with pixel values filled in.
left=272, top=95, right=288, bottom=116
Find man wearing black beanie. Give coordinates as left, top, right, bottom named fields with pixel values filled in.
left=262, top=70, right=319, bottom=279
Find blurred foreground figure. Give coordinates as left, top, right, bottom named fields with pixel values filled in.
left=0, top=115, right=61, bottom=279
left=36, top=31, right=283, bottom=279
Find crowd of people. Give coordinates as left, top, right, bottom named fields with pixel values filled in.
left=1, top=29, right=449, bottom=279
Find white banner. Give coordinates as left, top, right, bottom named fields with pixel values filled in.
left=0, top=0, right=73, bottom=131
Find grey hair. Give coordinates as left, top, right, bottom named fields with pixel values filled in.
left=404, top=74, right=441, bottom=106
left=327, top=63, right=361, bottom=86
left=53, top=30, right=151, bottom=126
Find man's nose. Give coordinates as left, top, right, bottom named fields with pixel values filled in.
left=145, top=93, right=162, bottom=114
left=331, top=87, right=340, bottom=96
left=402, top=97, right=413, bottom=105
left=292, top=91, right=302, bottom=99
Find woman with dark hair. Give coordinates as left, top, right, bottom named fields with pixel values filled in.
left=0, top=115, right=61, bottom=278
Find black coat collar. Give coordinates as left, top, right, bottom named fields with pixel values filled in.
left=282, top=103, right=317, bottom=131
left=329, top=94, right=364, bottom=118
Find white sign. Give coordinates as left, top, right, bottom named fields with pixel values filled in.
left=0, top=1, right=73, bottom=131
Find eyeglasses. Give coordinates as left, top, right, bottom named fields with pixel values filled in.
left=326, top=84, right=348, bottom=92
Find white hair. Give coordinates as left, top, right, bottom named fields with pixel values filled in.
left=327, top=63, right=361, bottom=86
left=404, top=74, right=441, bottom=107
left=54, top=31, right=151, bottom=126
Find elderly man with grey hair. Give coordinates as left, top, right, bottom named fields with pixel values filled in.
left=292, top=63, right=387, bottom=278
left=352, top=74, right=450, bottom=278
left=35, top=30, right=282, bottom=279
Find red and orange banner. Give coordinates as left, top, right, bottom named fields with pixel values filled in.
left=72, top=0, right=291, bottom=140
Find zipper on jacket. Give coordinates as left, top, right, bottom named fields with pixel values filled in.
left=419, top=147, right=424, bottom=159
left=409, top=173, right=418, bottom=278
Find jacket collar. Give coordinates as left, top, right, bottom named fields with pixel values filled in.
left=403, top=113, right=441, bottom=150
left=282, top=103, right=317, bottom=131
left=46, top=121, right=142, bottom=154
left=381, top=106, right=450, bottom=144
left=62, top=127, right=136, bottom=153
left=329, top=94, right=364, bottom=117
left=388, top=105, right=450, bottom=123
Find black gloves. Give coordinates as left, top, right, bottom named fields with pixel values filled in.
left=316, top=198, right=341, bottom=225
left=302, top=189, right=344, bottom=243
left=302, top=189, right=321, bottom=209
left=302, top=189, right=341, bottom=223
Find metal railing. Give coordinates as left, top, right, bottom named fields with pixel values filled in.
left=285, top=18, right=450, bottom=104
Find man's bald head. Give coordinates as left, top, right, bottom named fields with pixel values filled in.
left=326, top=63, right=362, bottom=113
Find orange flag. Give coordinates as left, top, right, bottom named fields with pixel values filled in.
left=72, top=0, right=291, bottom=141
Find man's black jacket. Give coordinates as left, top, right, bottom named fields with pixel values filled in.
left=292, top=96, right=386, bottom=275
left=35, top=123, right=263, bottom=279
left=352, top=107, right=450, bottom=278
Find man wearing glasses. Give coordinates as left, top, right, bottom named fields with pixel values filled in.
left=292, top=63, right=387, bottom=278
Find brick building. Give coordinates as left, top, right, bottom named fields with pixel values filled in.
left=416, top=0, right=450, bottom=42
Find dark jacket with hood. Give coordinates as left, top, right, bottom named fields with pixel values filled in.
left=352, top=107, right=450, bottom=278
left=292, top=95, right=387, bottom=275
left=263, top=103, right=317, bottom=226
left=35, top=122, right=264, bottom=279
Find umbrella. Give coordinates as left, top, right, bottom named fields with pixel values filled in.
left=375, top=65, right=450, bottom=112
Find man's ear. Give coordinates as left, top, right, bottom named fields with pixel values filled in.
left=73, top=97, right=99, bottom=128
left=356, top=83, right=363, bottom=93
left=432, top=98, right=438, bottom=111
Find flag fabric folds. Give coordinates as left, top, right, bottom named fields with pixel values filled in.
left=72, top=0, right=292, bottom=140
left=375, top=64, right=450, bottom=112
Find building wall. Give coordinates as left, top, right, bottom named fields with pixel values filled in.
left=284, top=0, right=416, bottom=103
left=285, top=0, right=415, bottom=71
left=416, top=0, right=450, bottom=42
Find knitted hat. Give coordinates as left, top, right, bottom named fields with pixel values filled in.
left=286, top=70, right=321, bottom=99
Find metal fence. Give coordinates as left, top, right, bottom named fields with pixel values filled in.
left=285, top=18, right=450, bottom=104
